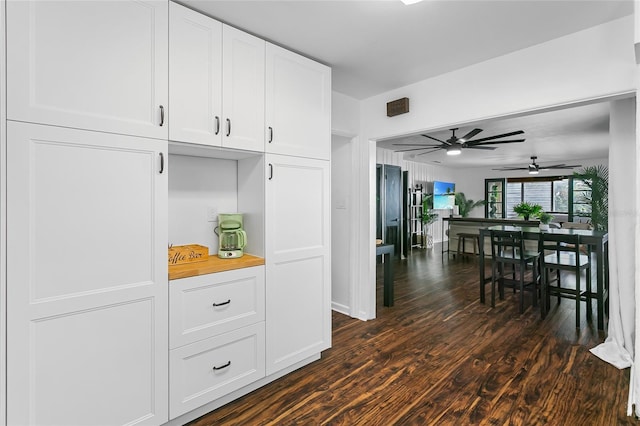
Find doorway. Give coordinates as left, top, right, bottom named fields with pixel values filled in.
left=377, top=164, right=402, bottom=258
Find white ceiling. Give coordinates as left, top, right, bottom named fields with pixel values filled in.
left=377, top=101, right=611, bottom=168
left=180, top=0, right=633, bottom=167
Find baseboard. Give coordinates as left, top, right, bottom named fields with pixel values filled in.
left=331, top=302, right=350, bottom=316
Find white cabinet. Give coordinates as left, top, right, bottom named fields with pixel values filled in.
left=265, top=154, right=331, bottom=375
left=168, top=266, right=265, bottom=418
left=169, top=3, right=264, bottom=151
left=169, top=266, right=265, bottom=349
left=6, top=122, right=168, bottom=425
left=265, top=43, right=331, bottom=160
left=222, top=26, right=265, bottom=152
left=169, top=2, right=222, bottom=146
left=7, top=0, right=168, bottom=139
left=169, top=323, right=265, bottom=418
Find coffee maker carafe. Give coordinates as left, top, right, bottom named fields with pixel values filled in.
left=215, top=213, right=247, bottom=259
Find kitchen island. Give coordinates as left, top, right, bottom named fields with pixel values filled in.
left=442, top=217, right=541, bottom=261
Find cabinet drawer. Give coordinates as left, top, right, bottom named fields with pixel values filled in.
left=169, top=322, right=265, bottom=418
left=170, top=266, right=265, bottom=348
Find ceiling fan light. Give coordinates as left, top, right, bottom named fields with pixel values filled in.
left=529, top=169, right=539, bottom=175
left=446, top=146, right=462, bottom=156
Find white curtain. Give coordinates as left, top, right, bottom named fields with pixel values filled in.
left=589, top=98, right=637, bottom=415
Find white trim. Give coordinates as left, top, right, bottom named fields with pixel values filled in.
left=348, top=136, right=360, bottom=318
left=1, top=0, right=7, bottom=423
left=365, top=139, right=377, bottom=319
left=331, top=301, right=350, bottom=316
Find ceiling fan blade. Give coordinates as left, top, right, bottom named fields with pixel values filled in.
left=459, top=128, right=482, bottom=141
left=542, top=164, right=582, bottom=169
left=416, top=148, right=445, bottom=156
left=421, top=134, right=449, bottom=145
left=492, top=166, right=528, bottom=171
left=394, top=146, right=443, bottom=153
left=392, top=143, right=442, bottom=147
left=466, top=139, right=525, bottom=146
left=466, top=130, right=524, bottom=143
left=465, top=146, right=496, bottom=150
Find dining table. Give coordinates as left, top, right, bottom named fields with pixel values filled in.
left=478, top=225, right=609, bottom=330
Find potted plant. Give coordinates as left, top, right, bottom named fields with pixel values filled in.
left=536, top=211, right=554, bottom=230
left=454, top=192, right=486, bottom=218
left=512, top=202, right=542, bottom=221
left=573, top=165, right=608, bottom=231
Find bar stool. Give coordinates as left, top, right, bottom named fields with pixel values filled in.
left=490, top=229, right=541, bottom=313
left=457, top=233, right=479, bottom=260
left=539, top=233, right=591, bottom=328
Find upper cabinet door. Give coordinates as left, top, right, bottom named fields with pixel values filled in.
left=7, top=0, right=169, bottom=139
left=169, top=2, right=222, bottom=146
left=222, top=25, right=265, bottom=152
left=265, top=43, right=331, bottom=160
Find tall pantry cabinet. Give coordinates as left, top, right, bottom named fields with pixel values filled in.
left=5, top=1, right=169, bottom=425
left=264, top=42, right=332, bottom=374
left=2, top=1, right=332, bottom=425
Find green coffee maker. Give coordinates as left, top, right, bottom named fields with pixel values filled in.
left=214, top=213, right=247, bottom=259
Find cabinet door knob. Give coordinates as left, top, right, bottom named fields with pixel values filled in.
left=213, top=361, right=231, bottom=371
left=212, top=299, right=231, bottom=307
left=159, top=105, right=165, bottom=127
left=159, top=152, right=164, bottom=174
left=268, top=126, right=273, bottom=143
left=268, top=163, right=273, bottom=180
left=214, top=116, right=220, bottom=135
left=226, top=118, right=231, bottom=137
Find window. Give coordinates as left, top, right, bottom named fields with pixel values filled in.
left=485, top=178, right=505, bottom=218
left=505, top=178, right=569, bottom=218
left=571, top=178, right=592, bottom=220
left=485, top=176, right=595, bottom=221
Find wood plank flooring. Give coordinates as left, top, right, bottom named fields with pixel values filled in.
left=189, top=245, right=635, bottom=425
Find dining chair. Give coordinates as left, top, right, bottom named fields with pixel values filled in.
left=489, top=229, right=541, bottom=313
left=539, top=233, right=592, bottom=327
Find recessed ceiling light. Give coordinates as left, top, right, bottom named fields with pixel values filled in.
left=400, top=0, right=424, bottom=4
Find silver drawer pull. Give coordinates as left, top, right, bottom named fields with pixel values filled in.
left=213, top=361, right=231, bottom=371
left=212, top=299, right=231, bottom=307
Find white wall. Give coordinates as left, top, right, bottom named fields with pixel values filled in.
left=332, top=91, right=360, bottom=137
left=168, top=155, right=238, bottom=255
left=361, top=16, right=635, bottom=141
left=331, top=90, right=365, bottom=318
left=331, top=135, right=352, bottom=314
left=354, top=15, right=637, bottom=320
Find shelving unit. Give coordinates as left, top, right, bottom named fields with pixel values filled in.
left=409, top=185, right=424, bottom=250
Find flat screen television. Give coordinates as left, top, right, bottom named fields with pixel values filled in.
left=433, top=181, right=455, bottom=209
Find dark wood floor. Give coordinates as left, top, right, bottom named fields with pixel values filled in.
left=189, top=245, right=635, bottom=425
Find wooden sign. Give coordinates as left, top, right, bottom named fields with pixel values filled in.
left=168, top=244, right=209, bottom=265
left=387, top=97, right=409, bottom=117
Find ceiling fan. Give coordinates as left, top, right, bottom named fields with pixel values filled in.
left=393, top=127, right=525, bottom=156
left=493, top=156, right=582, bottom=175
